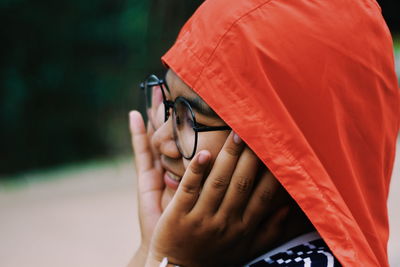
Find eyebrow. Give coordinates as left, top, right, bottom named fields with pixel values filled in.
left=185, top=96, right=219, bottom=118
left=164, top=74, right=218, bottom=118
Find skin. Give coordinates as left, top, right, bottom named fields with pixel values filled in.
left=151, top=71, right=233, bottom=210
left=128, top=70, right=314, bottom=267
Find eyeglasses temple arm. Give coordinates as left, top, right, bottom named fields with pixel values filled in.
left=194, top=126, right=231, bottom=132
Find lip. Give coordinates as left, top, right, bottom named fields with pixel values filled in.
left=161, top=163, right=183, bottom=191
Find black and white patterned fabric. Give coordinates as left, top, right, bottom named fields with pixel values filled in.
left=244, top=232, right=342, bottom=267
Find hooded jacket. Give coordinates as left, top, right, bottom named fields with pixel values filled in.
left=161, top=0, right=400, bottom=266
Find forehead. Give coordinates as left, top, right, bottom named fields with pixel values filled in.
left=165, top=69, right=219, bottom=118
left=165, top=70, right=197, bottom=98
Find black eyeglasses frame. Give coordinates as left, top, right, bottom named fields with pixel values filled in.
left=140, top=74, right=231, bottom=159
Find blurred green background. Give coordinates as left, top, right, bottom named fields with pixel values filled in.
left=0, top=0, right=398, bottom=178
left=0, top=0, right=203, bottom=178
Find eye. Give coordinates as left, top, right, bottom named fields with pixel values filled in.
left=186, top=108, right=204, bottom=128
left=186, top=116, right=195, bottom=127
left=175, top=114, right=181, bottom=125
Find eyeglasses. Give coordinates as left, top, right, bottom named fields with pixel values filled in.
left=140, top=74, right=231, bottom=159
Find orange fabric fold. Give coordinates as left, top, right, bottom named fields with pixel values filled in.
left=162, top=0, right=400, bottom=265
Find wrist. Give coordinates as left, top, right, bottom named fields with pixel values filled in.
left=128, top=244, right=149, bottom=267
left=138, top=243, right=150, bottom=256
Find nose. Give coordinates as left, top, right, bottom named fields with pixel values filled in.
left=152, top=116, right=181, bottom=159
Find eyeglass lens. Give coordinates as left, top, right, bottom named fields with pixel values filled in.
left=144, top=76, right=196, bottom=159
left=173, top=98, right=196, bottom=158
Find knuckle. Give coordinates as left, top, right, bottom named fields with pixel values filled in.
left=190, top=162, right=204, bottom=175
left=242, top=214, right=257, bottom=229
left=212, top=219, right=228, bottom=236
left=211, top=176, right=229, bottom=190
left=224, top=144, right=241, bottom=157
left=235, top=175, right=251, bottom=193
left=190, top=216, right=204, bottom=231
left=181, top=183, right=199, bottom=195
left=259, top=188, right=273, bottom=202
left=234, top=223, right=249, bottom=237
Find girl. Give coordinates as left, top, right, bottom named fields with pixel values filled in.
left=129, top=0, right=399, bottom=266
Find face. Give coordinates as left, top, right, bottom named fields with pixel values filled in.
left=150, top=70, right=230, bottom=208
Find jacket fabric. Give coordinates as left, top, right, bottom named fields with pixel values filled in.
left=161, top=0, right=400, bottom=266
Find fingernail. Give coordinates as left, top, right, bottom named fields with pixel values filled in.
left=198, top=151, right=210, bottom=165
left=233, top=132, right=242, bottom=144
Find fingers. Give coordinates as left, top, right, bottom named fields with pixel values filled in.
left=242, top=170, right=280, bottom=226
left=147, top=117, right=162, bottom=173
left=218, top=147, right=260, bottom=217
left=194, top=131, right=245, bottom=214
left=149, top=90, right=165, bottom=130
left=170, top=151, right=211, bottom=213
left=130, top=111, right=154, bottom=175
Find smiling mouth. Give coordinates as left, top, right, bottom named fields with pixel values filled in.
left=166, top=171, right=182, bottom=182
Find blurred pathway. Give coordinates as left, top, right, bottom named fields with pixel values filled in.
left=0, top=159, right=140, bottom=267
left=0, top=137, right=399, bottom=266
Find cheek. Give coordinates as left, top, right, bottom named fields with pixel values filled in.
left=196, top=131, right=230, bottom=163
left=183, top=159, right=190, bottom=169
left=182, top=131, right=230, bottom=172
left=152, top=102, right=165, bottom=129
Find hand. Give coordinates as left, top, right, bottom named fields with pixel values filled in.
left=147, top=132, right=290, bottom=267
left=129, top=82, right=177, bottom=267
left=129, top=111, right=164, bottom=265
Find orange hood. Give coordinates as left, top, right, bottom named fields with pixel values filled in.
left=161, top=0, right=400, bottom=265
